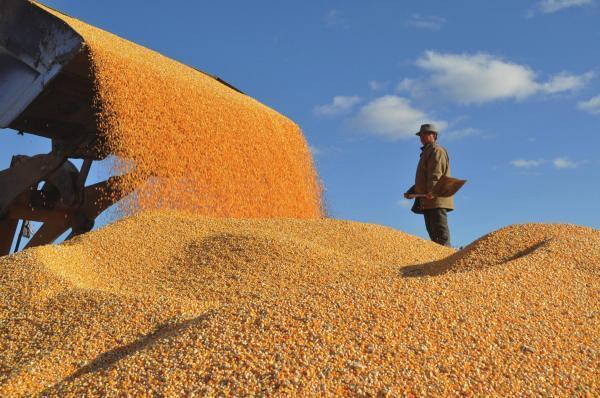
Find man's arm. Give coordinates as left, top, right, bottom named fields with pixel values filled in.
left=403, top=185, right=416, bottom=199
left=426, top=148, right=446, bottom=195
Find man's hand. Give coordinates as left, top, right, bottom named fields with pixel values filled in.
left=425, top=192, right=434, bottom=200
left=403, top=192, right=411, bottom=199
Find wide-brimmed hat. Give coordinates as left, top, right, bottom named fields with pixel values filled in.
left=416, top=123, right=438, bottom=136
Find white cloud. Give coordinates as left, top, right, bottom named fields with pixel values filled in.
left=396, top=78, right=417, bottom=92
left=407, top=14, right=446, bottom=30
left=397, top=199, right=412, bottom=207
left=577, top=95, right=600, bottom=114
left=314, top=96, right=361, bottom=116
left=510, top=157, right=586, bottom=169
left=369, top=80, right=388, bottom=92
left=351, top=95, right=447, bottom=140
left=541, top=71, right=594, bottom=93
left=406, top=51, right=593, bottom=104
left=441, top=128, right=480, bottom=141
left=553, top=157, right=579, bottom=169
left=415, top=51, right=537, bottom=103
left=537, top=0, right=594, bottom=13
left=510, top=159, right=545, bottom=168
left=308, top=145, right=321, bottom=156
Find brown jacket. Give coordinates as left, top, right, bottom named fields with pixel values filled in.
left=408, top=142, right=454, bottom=212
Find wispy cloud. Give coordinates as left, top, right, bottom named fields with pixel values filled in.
left=307, top=145, right=344, bottom=158
left=396, top=78, right=418, bottom=92
left=540, top=71, right=594, bottom=93
left=441, top=128, right=480, bottom=141
left=510, top=157, right=586, bottom=169
left=314, top=96, right=361, bottom=116
left=407, top=14, right=446, bottom=30
left=553, top=157, right=584, bottom=169
left=536, top=0, right=594, bottom=14
left=308, top=145, right=322, bottom=157
left=369, top=80, right=388, bottom=92
left=402, top=51, right=593, bottom=104
left=577, top=95, right=600, bottom=114
left=397, top=199, right=412, bottom=207
left=350, top=95, right=447, bottom=140
left=324, top=9, right=348, bottom=28
left=510, top=159, right=545, bottom=168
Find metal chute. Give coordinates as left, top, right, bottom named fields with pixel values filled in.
left=0, top=0, right=116, bottom=255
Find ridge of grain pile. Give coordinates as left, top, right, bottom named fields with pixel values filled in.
left=1, top=211, right=598, bottom=396
left=36, top=1, right=322, bottom=218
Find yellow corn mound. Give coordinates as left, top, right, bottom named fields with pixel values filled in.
left=38, top=2, right=323, bottom=218
left=1, top=211, right=598, bottom=396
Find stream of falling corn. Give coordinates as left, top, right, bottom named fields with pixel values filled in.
left=41, top=3, right=323, bottom=219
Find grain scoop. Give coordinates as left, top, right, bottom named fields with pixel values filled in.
left=406, top=175, right=466, bottom=199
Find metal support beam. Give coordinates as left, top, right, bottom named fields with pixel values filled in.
left=0, top=153, right=66, bottom=215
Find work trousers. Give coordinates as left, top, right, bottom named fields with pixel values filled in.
left=423, top=208, right=451, bottom=247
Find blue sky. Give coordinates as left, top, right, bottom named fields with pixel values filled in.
left=2, top=0, right=599, bottom=247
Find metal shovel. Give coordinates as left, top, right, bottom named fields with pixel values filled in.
left=406, top=175, right=467, bottom=199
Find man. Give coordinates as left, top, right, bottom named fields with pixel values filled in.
left=404, top=123, right=453, bottom=247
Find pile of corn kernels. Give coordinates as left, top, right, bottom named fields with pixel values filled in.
left=1, top=211, right=598, bottom=396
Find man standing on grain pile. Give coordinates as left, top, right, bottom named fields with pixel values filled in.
left=404, top=123, right=454, bottom=247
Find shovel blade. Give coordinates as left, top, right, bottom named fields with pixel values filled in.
left=432, top=175, right=467, bottom=197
